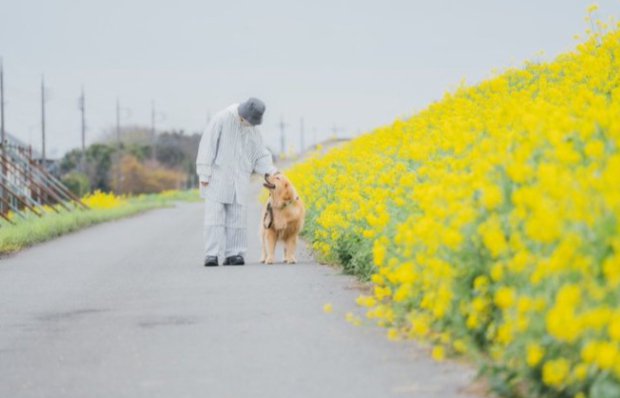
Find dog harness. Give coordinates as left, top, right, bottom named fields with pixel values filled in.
left=263, top=196, right=300, bottom=230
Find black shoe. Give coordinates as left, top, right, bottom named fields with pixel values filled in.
left=204, top=256, right=218, bottom=267
left=223, top=255, right=245, bottom=266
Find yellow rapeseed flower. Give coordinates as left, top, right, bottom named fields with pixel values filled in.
left=284, top=12, right=620, bottom=395
left=526, top=343, right=545, bottom=367
left=542, top=358, right=570, bottom=389
left=432, top=345, right=445, bottom=362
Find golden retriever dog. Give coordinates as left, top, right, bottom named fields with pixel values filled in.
left=260, top=173, right=305, bottom=264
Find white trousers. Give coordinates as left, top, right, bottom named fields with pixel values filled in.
left=203, top=200, right=247, bottom=259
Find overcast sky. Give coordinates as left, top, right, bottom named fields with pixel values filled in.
left=1, top=0, right=619, bottom=158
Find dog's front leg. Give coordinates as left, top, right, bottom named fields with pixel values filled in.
left=285, top=235, right=298, bottom=264
left=265, top=229, right=277, bottom=264
left=260, top=229, right=267, bottom=263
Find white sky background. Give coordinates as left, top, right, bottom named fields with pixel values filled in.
left=1, top=0, right=619, bottom=158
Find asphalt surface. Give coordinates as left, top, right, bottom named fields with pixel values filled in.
left=0, top=181, right=477, bottom=398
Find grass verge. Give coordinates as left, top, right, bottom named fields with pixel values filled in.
left=0, top=190, right=200, bottom=255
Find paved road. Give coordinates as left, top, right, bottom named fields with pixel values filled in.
left=0, top=181, right=477, bottom=398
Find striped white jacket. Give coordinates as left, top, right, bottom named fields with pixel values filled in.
left=196, top=104, right=277, bottom=205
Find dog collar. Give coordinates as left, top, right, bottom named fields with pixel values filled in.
left=279, top=196, right=299, bottom=210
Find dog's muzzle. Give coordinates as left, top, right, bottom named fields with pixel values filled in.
left=263, top=173, right=276, bottom=190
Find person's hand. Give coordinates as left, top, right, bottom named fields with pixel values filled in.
left=200, top=181, right=209, bottom=187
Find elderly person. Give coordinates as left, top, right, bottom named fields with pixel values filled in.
left=196, top=98, right=277, bottom=266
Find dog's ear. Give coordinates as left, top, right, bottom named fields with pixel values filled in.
left=281, top=181, right=294, bottom=201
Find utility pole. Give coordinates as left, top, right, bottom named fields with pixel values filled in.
left=0, top=58, right=5, bottom=146
left=299, top=117, right=305, bottom=156
left=115, top=98, right=121, bottom=194
left=40, top=75, right=46, bottom=164
left=331, top=124, right=339, bottom=140
left=79, top=86, right=86, bottom=171
left=116, top=98, right=121, bottom=146
left=151, top=100, right=156, bottom=162
left=312, top=127, right=317, bottom=149
left=0, top=58, right=6, bottom=216
left=278, top=117, right=287, bottom=157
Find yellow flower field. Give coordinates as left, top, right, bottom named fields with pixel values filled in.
left=288, top=13, right=620, bottom=398
left=82, top=190, right=128, bottom=209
